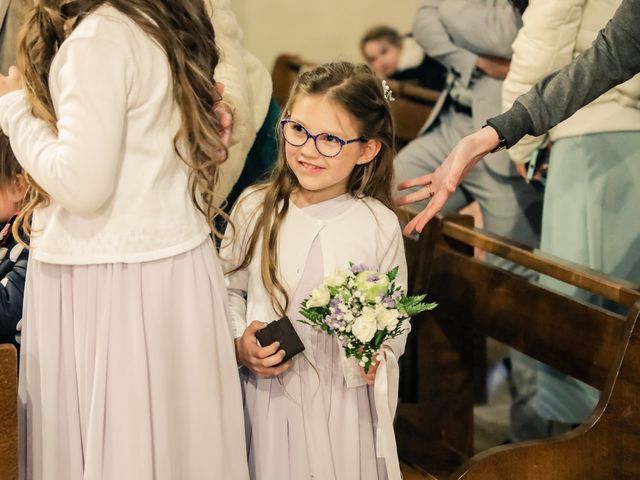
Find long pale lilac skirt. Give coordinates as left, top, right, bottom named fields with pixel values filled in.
left=242, top=329, right=388, bottom=480
left=18, top=241, right=249, bottom=480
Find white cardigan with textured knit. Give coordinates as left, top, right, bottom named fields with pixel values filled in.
left=219, top=188, right=410, bottom=387
left=0, top=4, right=271, bottom=265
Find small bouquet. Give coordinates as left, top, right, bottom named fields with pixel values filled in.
left=299, top=263, right=437, bottom=373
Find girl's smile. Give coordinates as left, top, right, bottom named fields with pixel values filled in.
left=297, top=159, right=325, bottom=173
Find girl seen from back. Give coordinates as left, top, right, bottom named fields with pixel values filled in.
left=221, top=62, right=409, bottom=480
left=0, top=1, right=248, bottom=478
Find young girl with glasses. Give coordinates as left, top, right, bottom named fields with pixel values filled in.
left=0, top=1, right=248, bottom=478
left=221, top=62, right=409, bottom=480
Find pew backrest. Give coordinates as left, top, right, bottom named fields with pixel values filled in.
left=397, top=213, right=640, bottom=479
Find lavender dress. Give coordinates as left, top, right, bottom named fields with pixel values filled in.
left=241, top=194, right=388, bottom=480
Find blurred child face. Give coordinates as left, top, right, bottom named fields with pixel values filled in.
left=0, top=175, right=26, bottom=223
left=284, top=94, right=380, bottom=205
left=363, top=39, right=401, bottom=77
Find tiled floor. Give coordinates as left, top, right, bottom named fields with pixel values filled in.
left=474, top=356, right=511, bottom=452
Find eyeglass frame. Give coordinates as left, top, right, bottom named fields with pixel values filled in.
left=280, top=119, right=368, bottom=158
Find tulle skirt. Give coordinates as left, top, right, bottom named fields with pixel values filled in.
left=19, top=240, right=249, bottom=480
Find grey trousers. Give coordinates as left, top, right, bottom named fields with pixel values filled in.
left=395, top=108, right=547, bottom=442
left=394, top=108, right=543, bottom=253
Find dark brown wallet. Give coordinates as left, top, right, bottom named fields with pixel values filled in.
left=255, top=316, right=305, bottom=364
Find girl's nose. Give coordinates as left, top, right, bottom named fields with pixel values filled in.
left=300, top=136, right=320, bottom=157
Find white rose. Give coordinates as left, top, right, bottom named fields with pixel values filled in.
left=375, top=305, right=400, bottom=331
left=306, top=286, right=331, bottom=308
left=325, top=269, right=349, bottom=287
left=351, top=306, right=378, bottom=343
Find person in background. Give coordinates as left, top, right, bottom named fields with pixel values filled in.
left=396, top=0, right=640, bottom=233
left=0, top=133, right=27, bottom=347
left=206, top=0, right=275, bottom=210
left=500, top=0, right=640, bottom=437
left=394, top=0, right=545, bottom=443
left=360, top=25, right=447, bottom=91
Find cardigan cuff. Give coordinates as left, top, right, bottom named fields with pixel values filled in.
left=0, top=90, right=26, bottom=133
left=487, top=101, right=533, bottom=148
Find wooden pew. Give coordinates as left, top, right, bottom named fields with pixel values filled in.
left=385, top=79, right=439, bottom=148
left=271, top=53, right=316, bottom=108
left=0, top=344, right=18, bottom=480
left=270, top=54, right=439, bottom=147
left=398, top=213, right=640, bottom=479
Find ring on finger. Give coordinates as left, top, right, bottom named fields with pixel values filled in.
left=426, top=183, right=434, bottom=198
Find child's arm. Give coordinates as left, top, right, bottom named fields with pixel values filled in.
left=219, top=190, right=290, bottom=377
left=0, top=36, right=131, bottom=215
left=0, top=244, right=27, bottom=340
left=379, top=221, right=411, bottom=359
left=219, top=193, right=255, bottom=340
left=360, top=219, right=410, bottom=385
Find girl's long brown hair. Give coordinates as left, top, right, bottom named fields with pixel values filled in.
left=229, top=62, right=396, bottom=316
left=13, top=0, right=227, bottom=241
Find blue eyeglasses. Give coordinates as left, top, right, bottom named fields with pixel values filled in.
left=280, top=119, right=367, bottom=158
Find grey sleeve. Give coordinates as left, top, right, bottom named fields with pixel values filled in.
left=438, top=0, right=520, bottom=59
left=488, top=0, right=640, bottom=147
left=412, top=0, right=478, bottom=87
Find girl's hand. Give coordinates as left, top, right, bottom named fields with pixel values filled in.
left=360, top=358, right=380, bottom=386
left=235, top=320, right=292, bottom=377
left=212, top=82, right=233, bottom=162
left=395, top=126, right=499, bottom=235
left=0, top=66, right=23, bottom=96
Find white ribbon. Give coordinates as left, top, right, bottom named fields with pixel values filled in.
left=374, top=349, right=402, bottom=480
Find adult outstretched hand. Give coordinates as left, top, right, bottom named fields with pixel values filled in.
left=395, top=125, right=500, bottom=236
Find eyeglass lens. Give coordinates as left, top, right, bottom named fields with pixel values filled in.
left=282, top=121, right=344, bottom=157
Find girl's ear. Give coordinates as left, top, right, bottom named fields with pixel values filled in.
left=356, top=139, right=382, bottom=165
left=8, top=174, right=27, bottom=203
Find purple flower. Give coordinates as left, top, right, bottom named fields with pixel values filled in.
left=367, top=274, right=380, bottom=282
left=350, top=264, right=368, bottom=274
left=392, top=291, right=402, bottom=300
left=323, top=311, right=345, bottom=331
left=383, top=296, right=396, bottom=308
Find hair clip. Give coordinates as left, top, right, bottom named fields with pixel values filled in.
left=381, top=80, right=396, bottom=102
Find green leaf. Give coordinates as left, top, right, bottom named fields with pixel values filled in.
left=388, top=266, right=399, bottom=282
left=396, top=294, right=437, bottom=317
left=373, top=329, right=386, bottom=349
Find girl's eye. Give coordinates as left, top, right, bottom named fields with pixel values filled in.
left=292, top=123, right=305, bottom=133
left=323, top=134, right=341, bottom=144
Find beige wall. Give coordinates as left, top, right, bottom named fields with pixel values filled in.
left=233, top=0, right=422, bottom=73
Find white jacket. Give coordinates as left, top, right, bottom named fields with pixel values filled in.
left=207, top=0, right=272, bottom=201
left=219, top=188, right=409, bottom=387
left=502, top=0, right=640, bottom=164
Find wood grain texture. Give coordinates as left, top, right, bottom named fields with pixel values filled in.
left=396, top=214, right=640, bottom=479
left=0, top=344, right=18, bottom=480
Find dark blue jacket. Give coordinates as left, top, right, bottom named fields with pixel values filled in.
left=0, top=218, right=28, bottom=346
